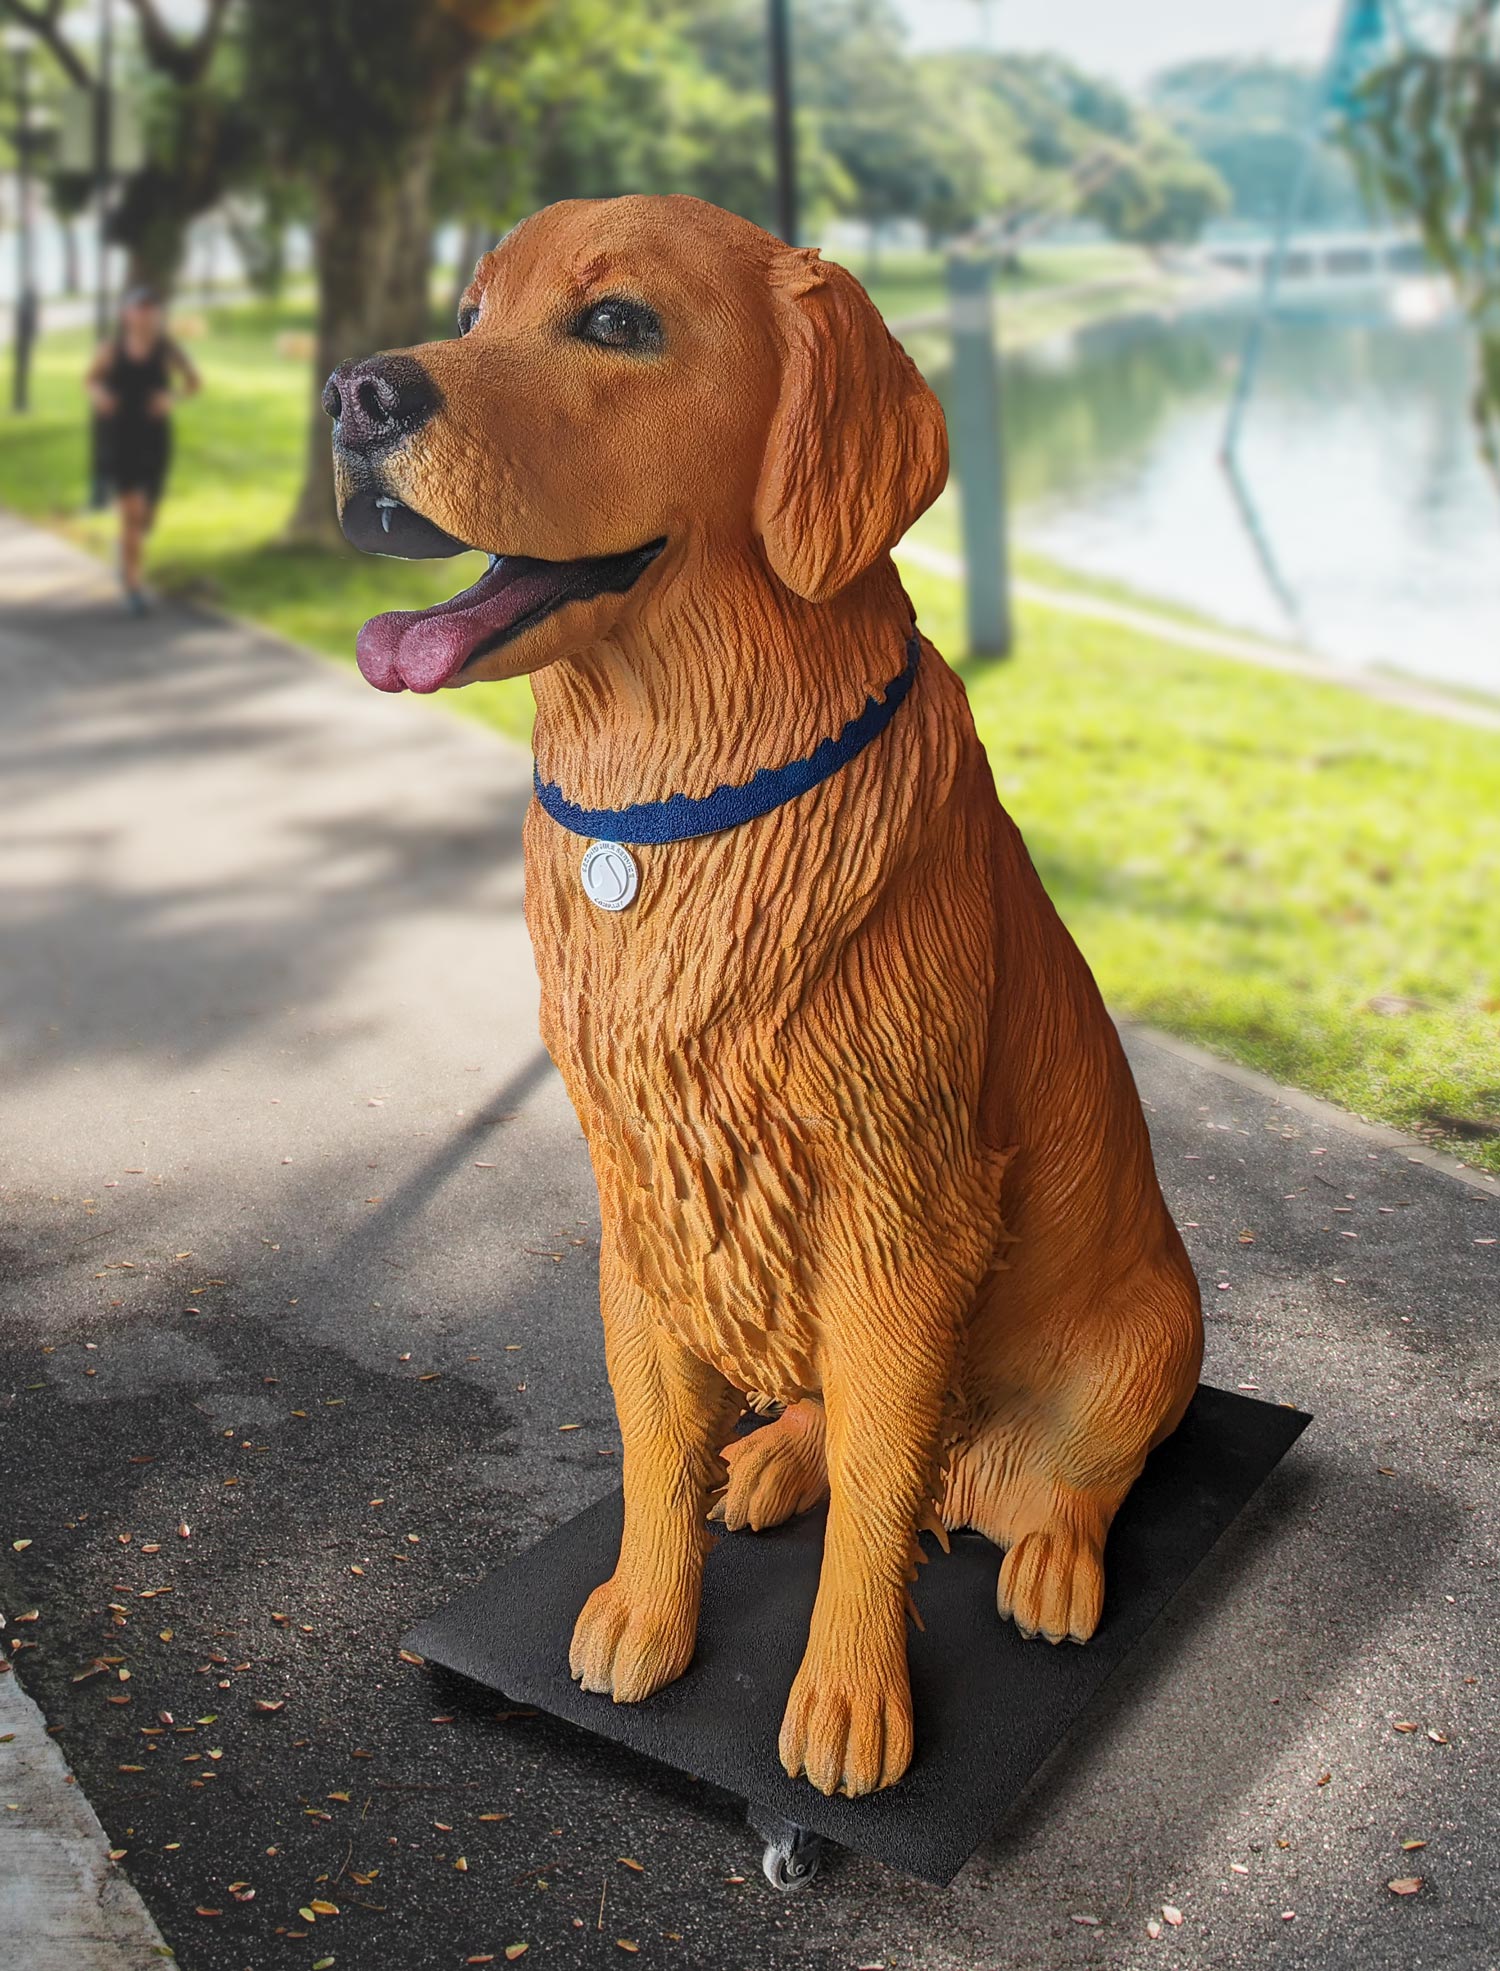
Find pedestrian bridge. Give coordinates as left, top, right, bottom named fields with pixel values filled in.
left=1199, top=230, right=1429, bottom=285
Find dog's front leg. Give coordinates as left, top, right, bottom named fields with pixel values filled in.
left=571, top=1258, right=739, bottom=1704
left=779, top=1301, right=954, bottom=1797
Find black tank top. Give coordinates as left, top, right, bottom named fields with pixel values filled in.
left=105, top=336, right=173, bottom=428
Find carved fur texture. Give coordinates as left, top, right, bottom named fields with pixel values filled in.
left=352, top=195, right=1205, bottom=1799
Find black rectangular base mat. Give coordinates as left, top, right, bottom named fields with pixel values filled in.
left=405, top=1383, right=1310, bottom=1885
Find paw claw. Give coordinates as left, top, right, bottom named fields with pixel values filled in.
left=570, top=1574, right=696, bottom=1704
left=719, top=1409, right=827, bottom=1534
left=779, top=1647, right=912, bottom=1798
left=998, top=1524, right=1104, bottom=1644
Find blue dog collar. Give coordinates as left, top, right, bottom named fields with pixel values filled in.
left=534, top=631, right=921, bottom=848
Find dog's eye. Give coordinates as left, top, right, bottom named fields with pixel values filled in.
left=457, top=303, right=479, bottom=337
left=573, top=298, right=664, bottom=356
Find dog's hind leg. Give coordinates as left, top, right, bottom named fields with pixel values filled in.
left=713, top=1399, right=828, bottom=1532
left=943, top=1254, right=1202, bottom=1644
left=571, top=1252, right=741, bottom=1704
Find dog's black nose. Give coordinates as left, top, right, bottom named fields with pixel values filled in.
left=323, top=354, right=441, bottom=455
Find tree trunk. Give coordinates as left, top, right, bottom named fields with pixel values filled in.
left=286, top=136, right=438, bottom=547
left=450, top=217, right=489, bottom=323
left=386, top=126, right=441, bottom=346
left=124, top=233, right=188, bottom=299
left=62, top=220, right=80, bottom=296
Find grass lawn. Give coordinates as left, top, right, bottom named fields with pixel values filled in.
left=3, top=300, right=1498, bottom=1176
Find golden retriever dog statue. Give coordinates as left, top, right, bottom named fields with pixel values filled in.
left=327, top=194, right=1204, bottom=1799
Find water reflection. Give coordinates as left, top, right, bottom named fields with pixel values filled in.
left=934, top=298, right=1499, bottom=695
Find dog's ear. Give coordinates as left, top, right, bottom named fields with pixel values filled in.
left=753, top=249, right=948, bottom=604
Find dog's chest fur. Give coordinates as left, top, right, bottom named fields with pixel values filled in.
left=522, top=673, right=1008, bottom=1400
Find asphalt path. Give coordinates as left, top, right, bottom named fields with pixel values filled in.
left=1, top=513, right=1495, bottom=1971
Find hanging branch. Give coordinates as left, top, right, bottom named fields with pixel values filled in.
left=0, top=0, right=93, bottom=88
left=0, top=0, right=235, bottom=90
left=1338, top=0, right=1500, bottom=489
left=123, top=0, right=235, bottom=86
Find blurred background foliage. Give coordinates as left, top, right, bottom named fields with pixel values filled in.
left=1336, top=0, right=1500, bottom=482
left=1, top=0, right=1263, bottom=533
left=1, top=0, right=1497, bottom=1173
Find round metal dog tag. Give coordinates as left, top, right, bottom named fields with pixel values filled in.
left=580, top=840, right=639, bottom=912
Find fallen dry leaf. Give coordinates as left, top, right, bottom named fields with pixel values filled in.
left=1401, top=1840, right=1427, bottom=1852
left=617, top=1858, right=644, bottom=1872
left=1146, top=1918, right=1162, bottom=1940
left=1388, top=1877, right=1423, bottom=1896
left=1162, top=1906, right=1184, bottom=1927
left=504, top=1948, right=529, bottom=1963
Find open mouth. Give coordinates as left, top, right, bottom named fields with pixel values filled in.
left=346, top=493, right=665, bottom=695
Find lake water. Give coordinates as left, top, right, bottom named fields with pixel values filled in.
left=964, top=297, right=1500, bottom=698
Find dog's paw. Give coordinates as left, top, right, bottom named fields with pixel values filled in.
left=569, top=1574, right=696, bottom=1704
left=778, top=1642, right=913, bottom=1797
left=997, top=1523, right=1104, bottom=1643
left=716, top=1405, right=828, bottom=1532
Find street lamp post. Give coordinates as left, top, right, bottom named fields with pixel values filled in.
left=87, top=0, right=114, bottom=506
left=5, top=30, right=39, bottom=414
left=93, top=0, right=114, bottom=344
left=767, top=0, right=797, bottom=246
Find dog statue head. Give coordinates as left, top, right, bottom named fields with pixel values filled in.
left=326, top=194, right=947, bottom=695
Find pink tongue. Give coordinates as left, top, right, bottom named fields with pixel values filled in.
left=356, top=559, right=565, bottom=694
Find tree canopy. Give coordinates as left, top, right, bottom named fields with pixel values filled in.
left=1150, top=57, right=1368, bottom=229
left=0, top=0, right=249, bottom=289
left=453, top=0, right=1231, bottom=253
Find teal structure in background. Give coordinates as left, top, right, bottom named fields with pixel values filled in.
left=945, top=251, right=1013, bottom=659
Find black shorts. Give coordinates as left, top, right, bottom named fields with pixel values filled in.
left=95, top=415, right=172, bottom=504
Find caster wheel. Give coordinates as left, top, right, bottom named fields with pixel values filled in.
left=759, top=1823, right=823, bottom=1891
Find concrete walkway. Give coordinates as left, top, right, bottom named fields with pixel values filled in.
left=0, top=1666, right=171, bottom=1967
left=0, top=511, right=1495, bottom=1971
